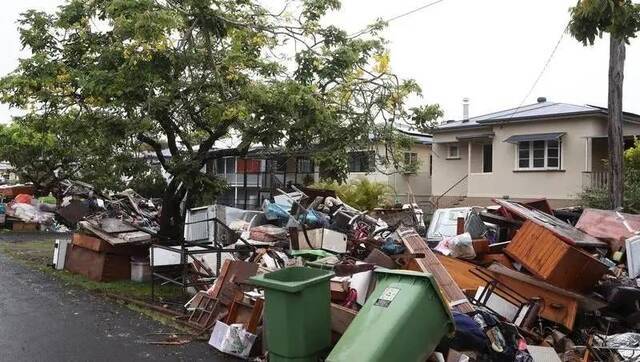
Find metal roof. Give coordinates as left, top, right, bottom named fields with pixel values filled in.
left=396, top=127, right=433, bottom=144
left=434, top=101, right=640, bottom=132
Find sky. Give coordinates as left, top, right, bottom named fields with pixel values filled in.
left=0, top=0, right=638, bottom=122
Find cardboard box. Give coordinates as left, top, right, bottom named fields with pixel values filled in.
left=208, top=321, right=257, bottom=359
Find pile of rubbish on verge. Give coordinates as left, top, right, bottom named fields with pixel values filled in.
left=9, top=179, right=640, bottom=361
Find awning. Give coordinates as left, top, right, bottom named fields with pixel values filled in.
left=456, top=133, right=495, bottom=141
left=503, top=132, right=565, bottom=144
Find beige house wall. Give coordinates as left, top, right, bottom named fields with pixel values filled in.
left=432, top=116, right=640, bottom=201
left=347, top=143, right=432, bottom=201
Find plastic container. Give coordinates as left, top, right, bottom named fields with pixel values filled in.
left=249, top=267, right=334, bottom=361
left=130, top=260, right=151, bottom=282
left=326, top=269, right=455, bottom=362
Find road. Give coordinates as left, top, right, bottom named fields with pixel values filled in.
left=0, top=252, right=228, bottom=362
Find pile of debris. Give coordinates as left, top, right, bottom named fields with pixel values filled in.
left=42, top=181, right=640, bottom=361
left=54, top=180, right=161, bottom=282
left=0, top=188, right=60, bottom=232
left=426, top=198, right=640, bottom=361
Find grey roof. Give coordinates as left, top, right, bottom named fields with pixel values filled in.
left=435, top=101, right=640, bottom=132
left=396, top=127, right=433, bottom=144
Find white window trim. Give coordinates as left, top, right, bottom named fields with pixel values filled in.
left=514, top=140, right=562, bottom=171
left=447, top=144, right=461, bottom=159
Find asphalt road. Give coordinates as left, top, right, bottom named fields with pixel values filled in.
left=0, top=252, right=227, bottom=362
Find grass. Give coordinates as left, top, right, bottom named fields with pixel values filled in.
left=0, top=239, right=190, bottom=330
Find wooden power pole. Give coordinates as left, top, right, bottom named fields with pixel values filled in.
left=608, top=35, right=625, bottom=209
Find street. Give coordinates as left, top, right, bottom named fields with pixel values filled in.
left=0, top=252, right=226, bottom=362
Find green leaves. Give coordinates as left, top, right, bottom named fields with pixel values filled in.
left=0, top=0, right=438, bottom=212
left=569, top=0, right=640, bottom=44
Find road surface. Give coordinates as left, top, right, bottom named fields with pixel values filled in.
left=0, top=252, right=229, bottom=362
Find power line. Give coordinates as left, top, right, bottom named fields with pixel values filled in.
left=515, top=24, right=568, bottom=109
left=349, top=0, right=448, bottom=38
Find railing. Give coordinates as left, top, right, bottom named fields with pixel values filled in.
left=582, top=171, right=608, bottom=190
left=433, top=174, right=469, bottom=208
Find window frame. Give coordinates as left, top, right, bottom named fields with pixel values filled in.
left=515, top=139, right=562, bottom=171
left=348, top=151, right=375, bottom=173
left=447, top=144, right=460, bottom=159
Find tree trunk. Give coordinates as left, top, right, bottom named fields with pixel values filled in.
left=158, top=178, right=186, bottom=241
left=608, top=36, right=626, bottom=209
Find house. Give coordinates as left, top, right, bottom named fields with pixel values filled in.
left=205, top=128, right=433, bottom=210
left=431, top=97, right=640, bottom=208
left=0, top=161, right=18, bottom=184
left=344, top=128, right=433, bottom=206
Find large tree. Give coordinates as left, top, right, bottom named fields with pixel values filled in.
left=0, top=114, right=142, bottom=197
left=569, top=0, right=640, bottom=209
left=1, top=0, right=438, bottom=236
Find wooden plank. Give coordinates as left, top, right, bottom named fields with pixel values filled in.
left=72, top=232, right=149, bottom=256
left=330, top=303, right=357, bottom=335
left=209, top=260, right=258, bottom=306
left=505, top=221, right=608, bottom=292
left=486, top=263, right=607, bottom=312
left=79, top=221, right=131, bottom=245
left=398, top=226, right=475, bottom=313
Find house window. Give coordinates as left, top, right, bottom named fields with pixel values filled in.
left=348, top=151, right=375, bottom=172
left=296, top=158, right=314, bottom=173
left=215, top=157, right=237, bottom=175
left=447, top=144, right=460, bottom=159
left=517, top=140, right=560, bottom=169
left=403, top=152, right=419, bottom=174
left=404, top=152, right=418, bottom=165
left=482, top=144, right=493, bottom=173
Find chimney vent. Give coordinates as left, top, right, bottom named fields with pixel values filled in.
left=537, top=97, right=547, bottom=103
left=462, top=97, right=470, bottom=122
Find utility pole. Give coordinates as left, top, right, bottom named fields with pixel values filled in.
left=608, top=35, right=626, bottom=209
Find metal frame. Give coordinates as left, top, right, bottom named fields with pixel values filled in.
left=470, top=267, right=532, bottom=326
left=150, top=213, right=257, bottom=308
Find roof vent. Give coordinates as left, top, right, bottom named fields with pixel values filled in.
left=446, top=119, right=455, bottom=124
left=537, top=97, right=547, bottom=103
left=462, top=97, right=470, bottom=122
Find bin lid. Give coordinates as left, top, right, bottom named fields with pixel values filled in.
left=249, top=267, right=335, bottom=293
left=374, top=269, right=455, bottom=335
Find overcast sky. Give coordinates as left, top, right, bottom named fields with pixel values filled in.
left=1, top=0, right=639, bottom=122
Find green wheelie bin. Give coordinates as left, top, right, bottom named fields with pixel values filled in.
left=249, top=267, right=334, bottom=361
left=326, top=269, right=455, bottom=362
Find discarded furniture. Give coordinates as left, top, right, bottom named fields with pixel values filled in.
left=576, top=208, right=640, bottom=251
left=52, top=239, right=71, bottom=270
left=65, top=244, right=131, bottom=282
left=494, top=199, right=607, bottom=248
left=505, top=221, right=608, bottom=292
left=399, top=226, right=475, bottom=313
left=326, top=269, right=454, bottom=362
left=250, top=267, right=334, bottom=362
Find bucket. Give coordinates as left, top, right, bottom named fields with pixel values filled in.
left=130, top=259, right=151, bottom=282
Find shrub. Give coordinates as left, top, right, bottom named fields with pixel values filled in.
left=311, top=178, right=393, bottom=211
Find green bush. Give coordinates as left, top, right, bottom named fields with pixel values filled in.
left=311, top=178, right=393, bottom=211
left=580, top=139, right=640, bottom=212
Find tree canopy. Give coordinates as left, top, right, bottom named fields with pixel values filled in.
left=0, top=0, right=440, bottom=233
left=569, top=0, right=640, bottom=44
